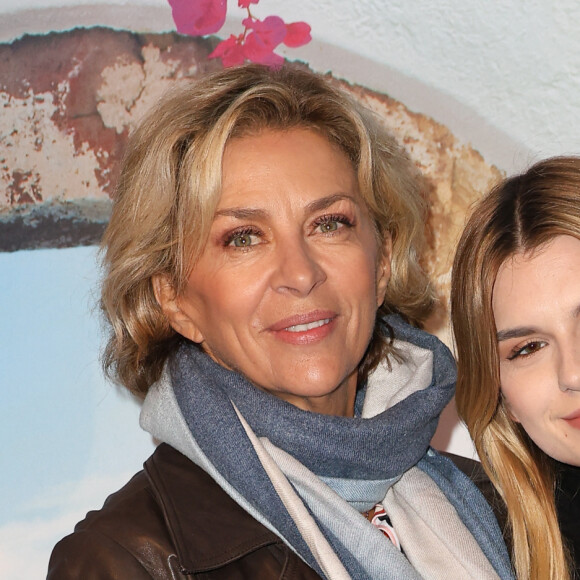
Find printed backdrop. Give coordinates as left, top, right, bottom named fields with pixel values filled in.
left=2, top=1, right=579, bottom=576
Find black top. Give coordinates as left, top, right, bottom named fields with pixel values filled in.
left=556, top=462, right=580, bottom=579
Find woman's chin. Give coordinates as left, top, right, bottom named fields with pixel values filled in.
left=259, top=372, right=357, bottom=415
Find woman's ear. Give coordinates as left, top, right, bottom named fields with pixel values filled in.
left=376, top=235, right=392, bottom=306
left=152, top=275, right=204, bottom=343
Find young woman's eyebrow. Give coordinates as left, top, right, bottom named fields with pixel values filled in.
left=496, top=327, right=538, bottom=342
left=497, top=304, right=580, bottom=341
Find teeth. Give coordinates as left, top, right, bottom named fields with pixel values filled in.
left=286, top=318, right=331, bottom=332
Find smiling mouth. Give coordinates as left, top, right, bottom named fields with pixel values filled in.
left=268, top=311, right=337, bottom=344
left=285, top=318, right=332, bottom=332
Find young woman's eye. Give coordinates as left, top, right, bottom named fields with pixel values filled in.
left=224, top=228, right=261, bottom=248
left=313, top=214, right=353, bottom=234
left=507, top=340, right=547, bottom=360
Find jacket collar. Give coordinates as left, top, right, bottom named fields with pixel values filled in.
left=144, top=443, right=281, bottom=573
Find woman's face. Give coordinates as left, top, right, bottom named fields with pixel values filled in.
left=493, top=234, right=580, bottom=466
left=159, top=128, right=391, bottom=416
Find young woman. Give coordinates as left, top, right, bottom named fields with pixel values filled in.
left=451, top=156, right=580, bottom=580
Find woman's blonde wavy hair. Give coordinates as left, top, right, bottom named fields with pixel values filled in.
left=101, top=63, right=433, bottom=397
left=451, top=156, right=580, bottom=580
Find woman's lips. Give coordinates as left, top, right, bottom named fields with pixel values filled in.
left=285, top=318, right=332, bottom=332
left=268, top=311, right=337, bottom=345
left=563, top=409, right=580, bottom=429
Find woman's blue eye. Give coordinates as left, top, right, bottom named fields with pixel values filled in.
left=229, top=232, right=257, bottom=247
left=224, top=227, right=262, bottom=248
left=319, top=220, right=339, bottom=233
left=315, top=215, right=352, bottom=234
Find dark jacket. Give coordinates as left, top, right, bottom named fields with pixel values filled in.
left=47, top=444, right=504, bottom=579
left=556, top=463, right=580, bottom=579
left=47, top=443, right=322, bottom=579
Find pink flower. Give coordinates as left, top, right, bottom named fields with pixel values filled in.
left=209, top=34, right=246, bottom=67
left=169, top=0, right=227, bottom=36
left=240, top=16, right=287, bottom=67
left=243, top=31, right=285, bottom=67
left=283, top=21, right=311, bottom=47
left=168, top=0, right=312, bottom=68
left=243, top=15, right=287, bottom=48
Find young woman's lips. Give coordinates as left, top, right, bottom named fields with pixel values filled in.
left=268, top=311, right=337, bottom=345
left=563, top=409, right=580, bottom=429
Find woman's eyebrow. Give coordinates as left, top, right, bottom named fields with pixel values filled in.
left=305, top=193, right=359, bottom=214
left=496, top=326, right=538, bottom=342
left=214, top=193, right=357, bottom=220
left=497, top=304, right=580, bottom=341
left=214, top=207, right=269, bottom=220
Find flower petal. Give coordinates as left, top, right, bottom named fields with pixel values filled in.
left=243, top=15, right=286, bottom=48
left=169, top=0, right=227, bottom=36
left=283, top=21, right=312, bottom=48
left=243, top=31, right=285, bottom=67
left=209, top=35, right=246, bottom=67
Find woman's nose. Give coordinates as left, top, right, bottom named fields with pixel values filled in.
left=270, top=237, right=326, bottom=296
left=558, top=343, right=580, bottom=392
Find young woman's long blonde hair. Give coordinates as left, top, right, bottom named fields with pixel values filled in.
left=451, top=156, right=580, bottom=580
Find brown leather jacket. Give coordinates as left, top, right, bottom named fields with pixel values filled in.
left=47, top=444, right=506, bottom=579
left=47, top=443, right=322, bottom=579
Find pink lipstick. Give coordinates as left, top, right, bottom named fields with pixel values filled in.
left=268, top=310, right=337, bottom=345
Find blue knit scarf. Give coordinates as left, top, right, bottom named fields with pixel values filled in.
left=141, top=315, right=513, bottom=579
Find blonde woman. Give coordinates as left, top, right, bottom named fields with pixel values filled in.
left=451, top=156, right=580, bottom=580
left=48, top=64, right=512, bottom=579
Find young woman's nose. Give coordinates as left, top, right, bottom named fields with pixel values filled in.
left=270, top=236, right=326, bottom=296
left=558, top=342, right=580, bottom=392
